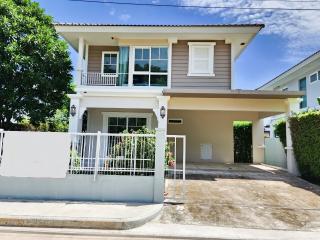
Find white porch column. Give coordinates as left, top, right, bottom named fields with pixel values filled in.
left=252, top=118, right=265, bottom=164
left=285, top=98, right=301, bottom=175
left=153, top=128, right=166, bottom=203
left=68, top=95, right=85, bottom=133
left=76, top=37, right=85, bottom=86
left=128, top=46, right=134, bottom=87
left=167, top=37, right=177, bottom=89
left=153, top=96, right=170, bottom=133
left=152, top=96, right=170, bottom=203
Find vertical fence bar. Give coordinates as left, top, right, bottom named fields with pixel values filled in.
left=173, top=137, right=177, bottom=198
left=182, top=135, right=186, bottom=199
left=94, top=131, right=101, bottom=181
left=0, top=129, right=4, bottom=165
left=71, top=134, right=76, bottom=174
left=133, top=135, right=137, bottom=175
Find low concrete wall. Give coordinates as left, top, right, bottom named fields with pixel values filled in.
left=0, top=175, right=154, bottom=203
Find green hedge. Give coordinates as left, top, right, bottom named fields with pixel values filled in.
left=273, top=119, right=286, bottom=148
left=233, top=121, right=252, bottom=163
left=290, top=110, right=320, bottom=183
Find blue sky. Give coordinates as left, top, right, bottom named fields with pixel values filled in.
left=36, top=0, right=320, bottom=89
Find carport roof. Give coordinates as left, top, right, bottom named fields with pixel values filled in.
left=163, top=89, right=304, bottom=99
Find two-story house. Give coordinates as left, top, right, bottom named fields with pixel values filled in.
left=258, top=50, right=320, bottom=138
left=55, top=23, right=303, bottom=171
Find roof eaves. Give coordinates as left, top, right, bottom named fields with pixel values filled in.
left=257, top=50, right=320, bottom=90
left=54, top=22, right=265, bottom=28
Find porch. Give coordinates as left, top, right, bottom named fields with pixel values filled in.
left=69, top=89, right=303, bottom=174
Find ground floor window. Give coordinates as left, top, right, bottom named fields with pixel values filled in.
left=102, top=112, right=152, bottom=133
left=108, top=117, right=147, bottom=133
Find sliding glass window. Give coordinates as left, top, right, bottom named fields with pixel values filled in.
left=133, top=47, right=168, bottom=87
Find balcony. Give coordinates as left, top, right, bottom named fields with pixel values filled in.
left=81, top=72, right=118, bottom=86
left=79, top=72, right=168, bottom=88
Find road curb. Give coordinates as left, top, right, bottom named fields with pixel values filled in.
left=0, top=205, right=162, bottom=230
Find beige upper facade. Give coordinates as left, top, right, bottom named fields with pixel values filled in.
left=55, top=23, right=264, bottom=92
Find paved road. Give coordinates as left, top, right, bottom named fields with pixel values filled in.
left=0, top=232, right=181, bottom=240
left=1, top=223, right=320, bottom=240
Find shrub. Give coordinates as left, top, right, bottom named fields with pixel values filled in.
left=273, top=119, right=286, bottom=148
left=108, top=127, right=175, bottom=170
left=290, top=110, right=320, bottom=183
left=233, top=121, right=252, bottom=163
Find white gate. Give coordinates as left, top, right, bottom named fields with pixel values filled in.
left=165, top=135, right=186, bottom=201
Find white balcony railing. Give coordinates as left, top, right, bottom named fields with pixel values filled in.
left=81, top=72, right=117, bottom=86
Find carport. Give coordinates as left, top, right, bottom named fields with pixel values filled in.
left=164, top=89, right=303, bottom=175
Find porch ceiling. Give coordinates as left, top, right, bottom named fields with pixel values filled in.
left=166, top=89, right=302, bottom=117
left=163, top=89, right=304, bottom=99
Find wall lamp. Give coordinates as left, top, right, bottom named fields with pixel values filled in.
left=160, top=106, right=166, bottom=119
left=70, top=105, right=77, bottom=117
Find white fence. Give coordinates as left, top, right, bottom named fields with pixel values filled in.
left=264, top=138, right=287, bottom=169
left=69, top=132, right=156, bottom=178
left=0, top=130, right=186, bottom=202
left=81, top=72, right=117, bottom=86
left=165, top=135, right=186, bottom=201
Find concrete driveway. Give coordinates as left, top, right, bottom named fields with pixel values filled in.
left=158, top=164, right=320, bottom=231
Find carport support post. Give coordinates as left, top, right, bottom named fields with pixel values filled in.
left=285, top=98, right=300, bottom=176
left=154, top=128, right=166, bottom=203
left=252, top=119, right=265, bottom=164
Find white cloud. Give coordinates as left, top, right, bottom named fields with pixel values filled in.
left=109, top=8, right=115, bottom=16
left=119, top=13, right=131, bottom=21
left=152, top=0, right=160, bottom=3
left=179, top=0, right=320, bottom=62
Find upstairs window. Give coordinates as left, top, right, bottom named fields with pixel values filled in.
left=102, top=52, right=118, bottom=74
left=299, top=77, right=307, bottom=109
left=133, top=47, right=168, bottom=87
left=188, top=42, right=215, bottom=77
left=310, top=71, right=319, bottom=83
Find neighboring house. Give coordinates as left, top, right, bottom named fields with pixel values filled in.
left=258, top=50, right=320, bottom=137
left=55, top=23, right=303, bottom=168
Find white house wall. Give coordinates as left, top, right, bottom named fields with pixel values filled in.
left=80, top=96, right=158, bottom=110
left=260, top=57, right=320, bottom=109
left=168, top=110, right=260, bottom=163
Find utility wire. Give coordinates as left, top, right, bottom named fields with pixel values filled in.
left=209, top=0, right=320, bottom=2
left=68, top=0, right=320, bottom=11
left=202, top=0, right=320, bottom=2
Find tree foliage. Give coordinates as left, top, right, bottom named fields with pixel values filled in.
left=273, top=118, right=287, bottom=148
left=0, top=0, right=72, bottom=129
left=233, top=121, right=252, bottom=163
left=290, top=110, right=320, bottom=183
left=16, top=107, right=69, bottom=132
